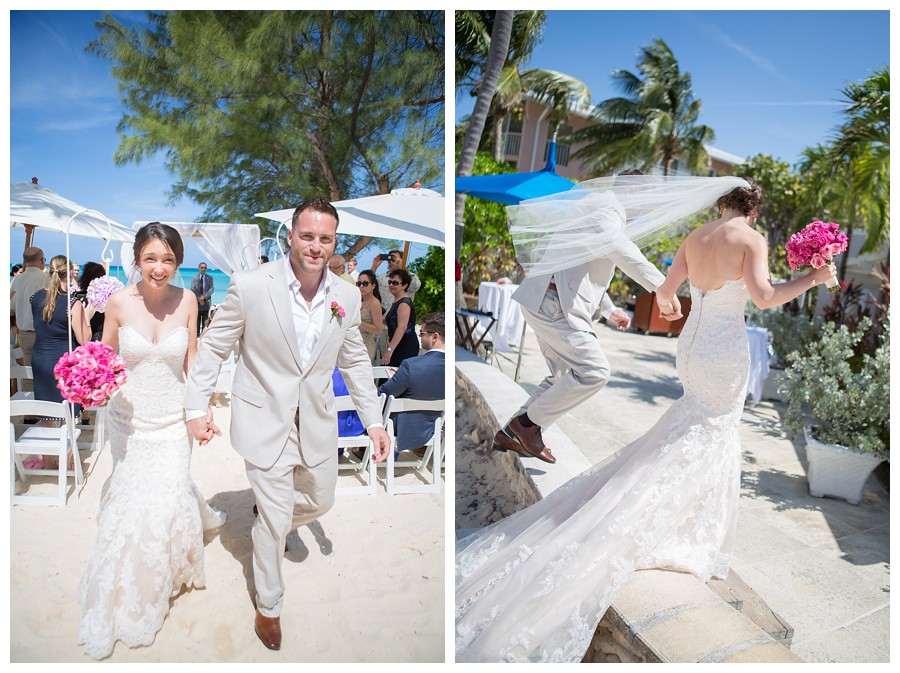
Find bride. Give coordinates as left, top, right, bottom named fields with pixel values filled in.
left=77, top=223, right=226, bottom=659
left=455, top=178, right=836, bottom=662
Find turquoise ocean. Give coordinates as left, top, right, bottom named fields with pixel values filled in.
left=108, top=266, right=231, bottom=306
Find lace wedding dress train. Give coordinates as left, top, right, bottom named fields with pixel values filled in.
left=456, top=279, right=751, bottom=663
left=77, top=326, right=226, bottom=659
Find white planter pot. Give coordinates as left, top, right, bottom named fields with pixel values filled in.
left=805, top=427, right=882, bottom=505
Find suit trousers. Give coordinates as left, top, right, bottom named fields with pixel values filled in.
left=245, top=412, right=338, bottom=617
left=516, top=288, right=611, bottom=428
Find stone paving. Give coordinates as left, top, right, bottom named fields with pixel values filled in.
left=483, top=319, right=889, bottom=663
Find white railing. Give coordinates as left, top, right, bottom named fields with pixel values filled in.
left=503, top=132, right=522, bottom=157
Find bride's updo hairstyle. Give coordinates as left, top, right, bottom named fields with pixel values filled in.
left=716, top=177, right=763, bottom=217
left=133, top=222, right=185, bottom=267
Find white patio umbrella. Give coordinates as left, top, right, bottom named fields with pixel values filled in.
left=10, top=181, right=137, bottom=250
left=255, top=187, right=445, bottom=252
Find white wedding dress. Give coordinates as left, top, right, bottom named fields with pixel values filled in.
left=77, top=326, right=226, bottom=660
left=456, top=279, right=751, bottom=663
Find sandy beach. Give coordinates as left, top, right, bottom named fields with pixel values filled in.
left=10, top=400, right=445, bottom=663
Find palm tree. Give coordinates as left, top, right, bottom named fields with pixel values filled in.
left=828, top=66, right=890, bottom=253
left=455, top=11, right=513, bottom=257
left=569, top=38, right=714, bottom=176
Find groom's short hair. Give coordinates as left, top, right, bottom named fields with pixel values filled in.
left=292, top=196, right=340, bottom=229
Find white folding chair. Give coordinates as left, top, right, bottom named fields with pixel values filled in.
left=10, top=364, right=34, bottom=401
left=335, top=393, right=386, bottom=496
left=10, top=399, right=84, bottom=506
left=381, top=395, right=445, bottom=495
left=371, top=365, right=396, bottom=381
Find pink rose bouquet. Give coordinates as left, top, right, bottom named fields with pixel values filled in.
left=54, top=342, right=127, bottom=407
left=785, top=221, right=848, bottom=293
left=86, top=275, right=125, bottom=312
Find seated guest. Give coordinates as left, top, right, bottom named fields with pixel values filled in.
left=328, top=254, right=355, bottom=284
left=378, top=312, right=445, bottom=457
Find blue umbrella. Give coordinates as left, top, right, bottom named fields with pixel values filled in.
left=455, top=141, right=577, bottom=205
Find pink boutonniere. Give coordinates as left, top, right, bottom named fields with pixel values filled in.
left=330, top=301, right=346, bottom=321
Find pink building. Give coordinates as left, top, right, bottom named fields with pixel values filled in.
left=501, top=97, right=745, bottom=179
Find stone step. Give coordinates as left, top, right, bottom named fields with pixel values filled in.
left=707, top=570, right=794, bottom=646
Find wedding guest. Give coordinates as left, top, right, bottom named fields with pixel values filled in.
left=10, top=246, right=48, bottom=365
left=11, top=264, right=23, bottom=278
left=28, top=255, right=94, bottom=466
left=379, top=312, right=444, bottom=457
left=190, top=262, right=214, bottom=335
left=74, top=261, right=108, bottom=342
left=371, top=249, right=420, bottom=313
left=347, top=257, right=360, bottom=282
left=356, top=269, right=383, bottom=363
left=382, top=268, right=419, bottom=367
left=328, top=254, right=355, bottom=284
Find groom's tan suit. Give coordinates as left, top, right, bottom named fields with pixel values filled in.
left=511, top=242, right=665, bottom=428
left=185, top=257, right=382, bottom=617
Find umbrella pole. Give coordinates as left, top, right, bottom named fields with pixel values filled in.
left=24, top=224, right=35, bottom=249
left=401, top=241, right=411, bottom=266
left=514, top=319, right=528, bottom=382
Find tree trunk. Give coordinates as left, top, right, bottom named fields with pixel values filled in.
left=492, top=110, right=506, bottom=163
left=454, top=10, right=514, bottom=259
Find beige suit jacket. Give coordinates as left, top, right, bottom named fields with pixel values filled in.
left=512, top=239, right=665, bottom=333
left=185, top=258, right=382, bottom=469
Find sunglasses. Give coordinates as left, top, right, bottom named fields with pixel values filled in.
left=387, top=280, right=402, bottom=286
left=356, top=281, right=371, bottom=287
left=418, top=330, right=435, bottom=337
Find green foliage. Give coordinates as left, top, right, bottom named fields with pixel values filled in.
left=89, top=10, right=444, bottom=237
left=409, top=245, right=445, bottom=317
left=779, top=315, right=890, bottom=458
left=734, top=154, right=803, bottom=280
left=746, top=304, right=820, bottom=368
left=458, top=152, right=520, bottom=293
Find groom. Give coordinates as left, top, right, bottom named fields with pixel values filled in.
left=184, top=197, right=390, bottom=651
left=494, top=171, right=680, bottom=464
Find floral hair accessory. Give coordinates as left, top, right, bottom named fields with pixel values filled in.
left=86, top=275, right=125, bottom=312
left=54, top=342, right=127, bottom=407
left=330, top=301, right=346, bottom=321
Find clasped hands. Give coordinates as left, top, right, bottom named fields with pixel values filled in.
left=187, top=407, right=222, bottom=446
left=656, top=295, right=683, bottom=322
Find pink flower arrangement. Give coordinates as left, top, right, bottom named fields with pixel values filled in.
left=86, top=275, right=125, bottom=312
left=785, top=221, right=848, bottom=292
left=54, top=342, right=127, bottom=407
left=330, top=301, right=346, bottom=320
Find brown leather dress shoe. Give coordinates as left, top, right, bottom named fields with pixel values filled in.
left=255, top=610, right=282, bottom=650
left=505, top=416, right=556, bottom=463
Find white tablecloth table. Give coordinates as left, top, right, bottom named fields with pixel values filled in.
left=745, top=325, right=771, bottom=406
left=477, top=281, right=524, bottom=352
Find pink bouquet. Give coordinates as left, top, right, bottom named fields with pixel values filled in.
left=785, top=221, right=848, bottom=293
left=54, top=342, right=127, bottom=407
left=86, top=275, right=125, bottom=312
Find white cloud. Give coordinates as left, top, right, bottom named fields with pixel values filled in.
left=721, top=100, right=844, bottom=107
left=41, top=113, right=121, bottom=132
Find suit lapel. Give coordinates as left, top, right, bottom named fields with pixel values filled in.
left=267, top=259, right=303, bottom=371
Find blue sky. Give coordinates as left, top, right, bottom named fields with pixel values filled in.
left=7, top=10, right=434, bottom=270
left=456, top=10, right=889, bottom=168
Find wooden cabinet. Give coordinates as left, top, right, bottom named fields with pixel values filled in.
left=631, top=292, right=691, bottom=336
